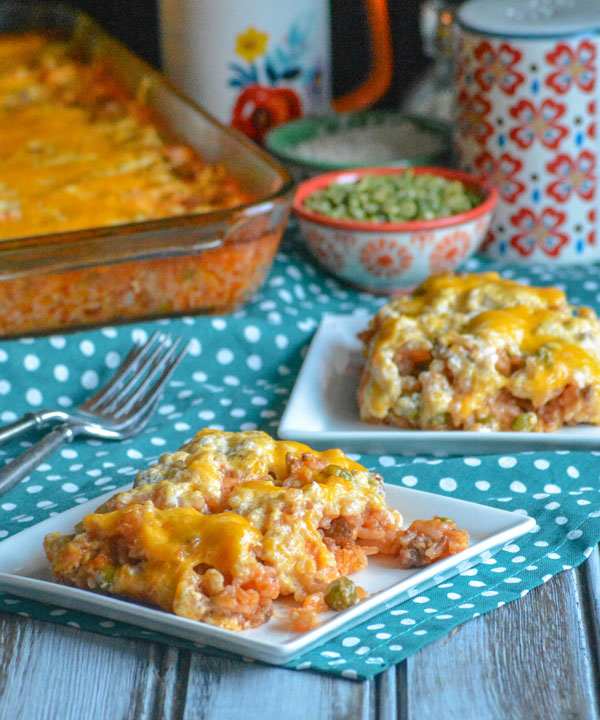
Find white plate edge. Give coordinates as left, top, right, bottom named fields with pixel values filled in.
left=277, top=313, right=600, bottom=450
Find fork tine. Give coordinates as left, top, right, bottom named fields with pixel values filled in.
left=113, top=340, right=189, bottom=425
left=82, top=330, right=163, bottom=412
left=119, top=393, right=163, bottom=439
left=112, top=338, right=187, bottom=422
left=90, top=333, right=171, bottom=415
left=127, top=397, right=161, bottom=434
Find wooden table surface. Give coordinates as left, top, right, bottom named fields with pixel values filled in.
left=1, top=549, right=599, bottom=720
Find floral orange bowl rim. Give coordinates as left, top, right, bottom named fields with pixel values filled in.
left=292, top=166, right=499, bottom=233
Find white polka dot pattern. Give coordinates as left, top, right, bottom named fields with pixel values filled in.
left=1, top=238, right=600, bottom=682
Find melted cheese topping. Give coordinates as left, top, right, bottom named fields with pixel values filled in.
left=190, top=428, right=364, bottom=477
left=0, top=33, right=247, bottom=240
left=401, top=272, right=565, bottom=316
left=85, top=505, right=261, bottom=587
left=359, top=272, right=600, bottom=431
left=45, top=430, right=399, bottom=627
left=134, top=429, right=366, bottom=511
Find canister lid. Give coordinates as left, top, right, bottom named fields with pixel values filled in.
left=458, top=0, right=600, bottom=38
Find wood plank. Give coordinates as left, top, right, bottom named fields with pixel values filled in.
left=376, top=667, right=398, bottom=720
left=578, top=547, right=600, bottom=707
left=403, top=569, right=600, bottom=720
left=395, top=662, right=408, bottom=720
left=181, top=652, right=374, bottom=720
left=152, top=646, right=192, bottom=720
left=0, top=613, right=163, bottom=720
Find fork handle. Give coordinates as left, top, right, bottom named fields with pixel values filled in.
left=0, top=412, right=45, bottom=446
left=0, top=409, right=70, bottom=446
left=0, top=423, right=75, bottom=497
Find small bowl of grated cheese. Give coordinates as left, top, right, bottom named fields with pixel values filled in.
left=265, top=111, right=451, bottom=181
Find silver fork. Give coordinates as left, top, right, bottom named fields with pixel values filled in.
left=0, top=332, right=188, bottom=497
left=0, top=330, right=167, bottom=445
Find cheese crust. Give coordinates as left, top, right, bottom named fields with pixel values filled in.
left=358, top=272, right=600, bottom=431
left=44, top=430, right=469, bottom=631
left=0, top=33, right=248, bottom=239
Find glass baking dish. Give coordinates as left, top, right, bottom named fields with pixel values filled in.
left=0, top=3, right=294, bottom=337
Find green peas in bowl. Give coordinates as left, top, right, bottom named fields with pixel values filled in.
left=293, top=166, right=499, bottom=295
left=303, top=169, right=483, bottom=224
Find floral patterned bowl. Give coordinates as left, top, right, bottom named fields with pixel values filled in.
left=293, top=167, right=499, bottom=295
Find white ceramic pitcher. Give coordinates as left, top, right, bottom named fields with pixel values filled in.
left=159, top=0, right=393, bottom=142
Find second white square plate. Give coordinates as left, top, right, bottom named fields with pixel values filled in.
left=0, top=483, right=533, bottom=665
left=278, top=313, right=600, bottom=455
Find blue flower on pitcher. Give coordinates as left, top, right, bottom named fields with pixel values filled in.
left=228, top=17, right=314, bottom=90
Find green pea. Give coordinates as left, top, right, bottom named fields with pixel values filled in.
left=536, top=345, right=553, bottom=366
left=304, top=170, right=482, bottom=223
left=430, top=412, right=452, bottom=428
left=349, top=207, right=366, bottom=220
left=373, top=187, right=391, bottom=203
left=512, top=412, right=538, bottom=431
left=325, top=465, right=353, bottom=481
left=397, top=198, right=417, bottom=218
left=325, top=577, right=357, bottom=611
left=96, top=563, right=117, bottom=591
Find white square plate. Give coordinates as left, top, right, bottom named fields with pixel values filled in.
left=278, top=313, right=600, bottom=455
left=0, top=483, right=534, bottom=665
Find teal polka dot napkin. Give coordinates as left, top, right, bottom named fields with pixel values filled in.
left=1, top=225, right=600, bottom=680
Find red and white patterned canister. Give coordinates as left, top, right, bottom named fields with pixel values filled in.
left=455, top=0, right=600, bottom=264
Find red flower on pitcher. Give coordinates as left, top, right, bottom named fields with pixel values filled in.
left=510, top=207, right=568, bottom=257
left=546, top=150, right=596, bottom=202
left=231, top=85, right=302, bottom=143
left=587, top=210, right=597, bottom=246
left=474, top=151, right=525, bottom=203
left=457, top=89, right=493, bottom=146
left=546, top=40, right=596, bottom=94
left=474, top=41, right=525, bottom=95
left=359, top=239, right=413, bottom=278
left=509, top=99, right=568, bottom=150
left=430, top=231, right=471, bottom=274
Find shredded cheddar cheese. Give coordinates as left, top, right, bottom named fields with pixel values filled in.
left=0, top=32, right=248, bottom=240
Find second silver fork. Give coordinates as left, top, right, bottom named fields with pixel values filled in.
left=0, top=333, right=188, bottom=497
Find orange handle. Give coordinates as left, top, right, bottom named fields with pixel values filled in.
left=332, top=0, right=393, bottom=113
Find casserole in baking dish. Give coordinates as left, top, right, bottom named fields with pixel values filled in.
left=0, top=4, right=293, bottom=336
